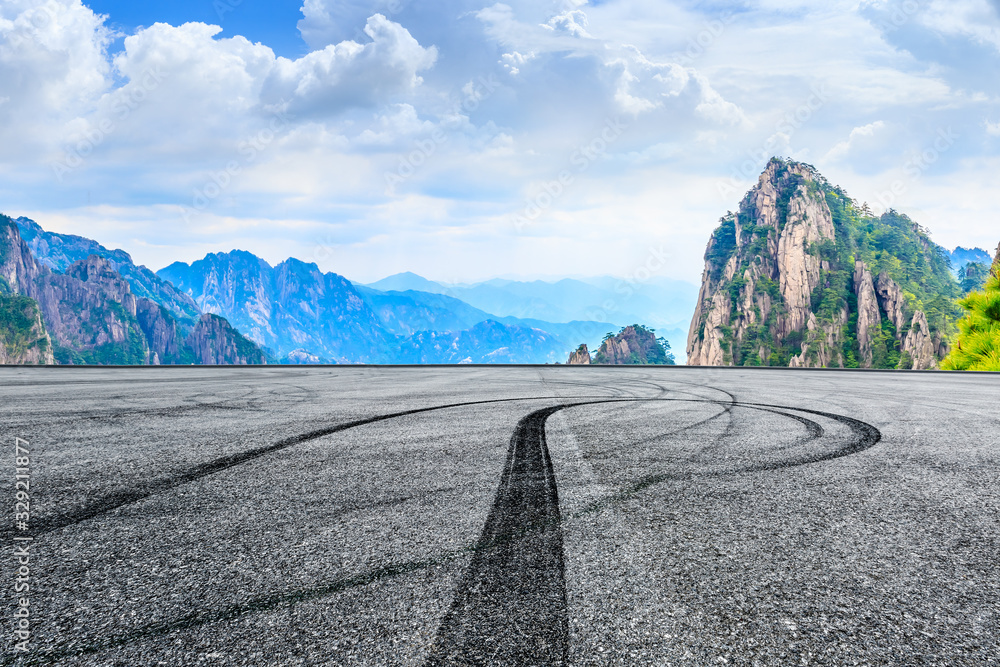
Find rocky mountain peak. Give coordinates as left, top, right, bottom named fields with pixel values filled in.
left=688, top=159, right=960, bottom=369
left=567, top=343, right=591, bottom=365
left=594, top=325, right=674, bottom=365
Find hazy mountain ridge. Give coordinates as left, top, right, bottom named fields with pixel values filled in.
left=15, top=217, right=201, bottom=322
left=363, top=273, right=695, bottom=361
left=395, top=320, right=567, bottom=364
left=0, top=216, right=266, bottom=365
left=354, top=286, right=493, bottom=336
left=365, top=272, right=697, bottom=331
left=949, top=246, right=991, bottom=272
left=688, top=159, right=960, bottom=370
left=159, top=252, right=586, bottom=364
left=160, top=252, right=395, bottom=363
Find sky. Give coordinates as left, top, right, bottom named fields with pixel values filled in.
left=1, top=0, right=998, bottom=285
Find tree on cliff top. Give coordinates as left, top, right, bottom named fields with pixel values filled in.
left=942, top=246, right=1000, bottom=371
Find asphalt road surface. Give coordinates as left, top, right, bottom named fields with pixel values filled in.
left=1, top=366, right=998, bottom=666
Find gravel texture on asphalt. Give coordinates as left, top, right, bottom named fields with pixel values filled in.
left=0, top=366, right=997, bottom=666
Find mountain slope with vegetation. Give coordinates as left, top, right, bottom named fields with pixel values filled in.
left=688, top=159, right=961, bottom=369
left=0, top=292, right=53, bottom=365
left=160, top=251, right=590, bottom=364
left=943, top=245, right=1000, bottom=371
left=394, top=320, right=567, bottom=364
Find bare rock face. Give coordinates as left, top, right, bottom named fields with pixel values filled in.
left=0, top=220, right=46, bottom=294
left=596, top=325, right=672, bottom=365
left=33, top=257, right=142, bottom=355
left=776, top=178, right=836, bottom=336
left=687, top=256, right=736, bottom=366
left=790, top=309, right=847, bottom=368
left=65, top=256, right=138, bottom=316
left=136, top=300, right=180, bottom=365
left=185, top=314, right=268, bottom=365
left=2, top=217, right=266, bottom=365
left=853, top=261, right=880, bottom=367
left=567, top=344, right=591, bottom=365
left=598, top=334, right=634, bottom=365
left=902, top=310, right=937, bottom=370
left=874, top=272, right=907, bottom=332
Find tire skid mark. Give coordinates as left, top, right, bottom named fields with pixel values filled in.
left=573, top=401, right=881, bottom=518
left=3, top=396, right=604, bottom=539
left=11, top=396, right=882, bottom=664
left=425, top=405, right=579, bottom=666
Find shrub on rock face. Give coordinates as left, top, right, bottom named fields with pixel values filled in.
left=942, top=245, right=1000, bottom=372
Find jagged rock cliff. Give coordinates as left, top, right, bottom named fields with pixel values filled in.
left=567, top=343, right=591, bottom=365
left=160, top=252, right=394, bottom=363
left=15, top=217, right=200, bottom=322
left=0, top=216, right=268, bottom=365
left=594, top=325, right=675, bottom=365
left=186, top=314, right=268, bottom=365
left=688, top=159, right=960, bottom=369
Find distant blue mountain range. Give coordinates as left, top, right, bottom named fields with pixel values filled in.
left=949, top=246, right=992, bottom=275
left=363, top=272, right=696, bottom=359
left=15, top=217, right=697, bottom=364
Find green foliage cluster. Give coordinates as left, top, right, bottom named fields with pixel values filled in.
left=960, top=262, right=991, bottom=295
left=0, top=294, right=49, bottom=361
left=704, top=214, right=739, bottom=284
left=942, top=254, right=1000, bottom=371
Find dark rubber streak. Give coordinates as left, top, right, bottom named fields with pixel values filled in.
left=425, top=404, right=578, bottom=667
left=9, top=396, right=595, bottom=539
left=15, top=398, right=882, bottom=664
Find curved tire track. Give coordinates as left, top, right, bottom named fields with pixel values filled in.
left=8, top=396, right=606, bottom=539
left=426, top=399, right=880, bottom=664
left=15, top=395, right=882, bottom=664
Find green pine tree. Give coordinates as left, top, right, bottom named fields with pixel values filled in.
left=942, top=247, right=1000, bottom=371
